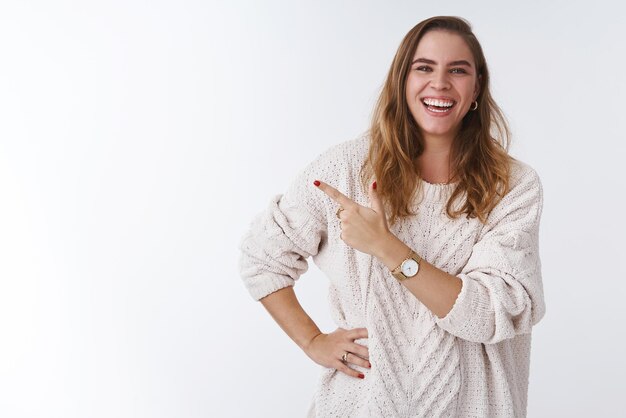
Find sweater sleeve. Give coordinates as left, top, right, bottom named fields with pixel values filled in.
left=435, top=163, right=546, bottom=344
left=238, top=150, right=334, bottom=302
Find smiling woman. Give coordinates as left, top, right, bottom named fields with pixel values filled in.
left=239, top=16, right=545, bottom=417
left=407, top=31, right=480, bottom=143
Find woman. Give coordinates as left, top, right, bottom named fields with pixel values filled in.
left=239, top=16, right=545, bottom=417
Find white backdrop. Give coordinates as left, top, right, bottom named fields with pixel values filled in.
left=1, top=1, right=625, bottom=417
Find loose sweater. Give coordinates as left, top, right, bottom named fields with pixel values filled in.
left=239, top=134, right=545, bottom=417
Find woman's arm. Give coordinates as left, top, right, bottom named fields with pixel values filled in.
left=375, top=235, right=463, bottom=319
left=314, top=163, right=545, bottom=345
left=259, top=286, right=322, bottom=350
left=239, top=140, right=372, bottom=378
left=259, top=286, right=371, bottom=378
left=375, top=167, right=545, bottom=345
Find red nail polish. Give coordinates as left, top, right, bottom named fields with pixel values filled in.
left=372, top=181, right=377, bottom=190
left=358, top=373, right=365, bottom=379
left=313, top=180, right=320, bottom=187
left=368, top=362, right=371, bottom=368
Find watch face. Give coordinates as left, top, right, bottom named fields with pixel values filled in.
left=401, top=259, right=419, bottom=277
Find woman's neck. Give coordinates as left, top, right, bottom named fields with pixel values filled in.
left=417, top=141, right=454, bottom=184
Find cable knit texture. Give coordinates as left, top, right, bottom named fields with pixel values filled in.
left=239, top=134, right=545, bottom=418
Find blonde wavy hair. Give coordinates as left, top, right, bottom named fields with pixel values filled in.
left=360, top=16, right=512, bottom=225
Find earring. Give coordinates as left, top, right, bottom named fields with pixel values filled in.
left=470, top=101, right=478, bottom=111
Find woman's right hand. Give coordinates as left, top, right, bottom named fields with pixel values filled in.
left=303, top=327, right=371, bottom=379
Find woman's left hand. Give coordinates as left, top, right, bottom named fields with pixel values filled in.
left=314, top=180, right=390, bottom=257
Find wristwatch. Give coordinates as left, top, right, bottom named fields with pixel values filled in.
left=391, top=250, right=421, bottom=281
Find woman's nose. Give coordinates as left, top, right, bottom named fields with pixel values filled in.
left=430, top=71, right=451, bottom=90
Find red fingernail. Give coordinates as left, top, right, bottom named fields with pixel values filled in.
left=313, top=180, right=320, bottom=187
left=358, top=373, right=364, bottom=379
left=368, top=362, right=371, bottom=368
left=372, top=181, right=377, bottom=190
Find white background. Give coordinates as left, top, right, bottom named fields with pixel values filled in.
left=1, top=1, right=625, bottom=417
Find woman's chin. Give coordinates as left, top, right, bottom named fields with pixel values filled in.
left=418, top=126, right=458, bottom=142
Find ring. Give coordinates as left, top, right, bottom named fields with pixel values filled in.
left=341, top=352, right=349, bottom=363
left=336, top=207, right=344, bottom=219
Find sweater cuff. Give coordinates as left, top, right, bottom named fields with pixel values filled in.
left=435, top=274, right=478, bottom=333
left=246, top=273, right=295, bottom=302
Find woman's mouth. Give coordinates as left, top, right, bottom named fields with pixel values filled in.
left=422, top=98, right=456, bottom=114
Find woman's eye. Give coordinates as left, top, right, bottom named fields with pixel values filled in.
left=450, top=68, right=467, bottom=74
left=415, top=66, right=431, bottom=72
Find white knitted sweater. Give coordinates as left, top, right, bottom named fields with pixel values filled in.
left=239, top=135, right=545, bottom=417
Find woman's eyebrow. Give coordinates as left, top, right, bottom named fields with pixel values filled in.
left=411, top=57, right=473, bottom=67
left=449, top=60, right=472, bottom=67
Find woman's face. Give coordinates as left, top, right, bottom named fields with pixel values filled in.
left=405, top=30, right=480, bottom=145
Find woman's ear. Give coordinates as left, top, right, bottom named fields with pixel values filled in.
left=474, top=74, right=482, bottom=100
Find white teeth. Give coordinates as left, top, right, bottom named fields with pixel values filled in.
left=422, top=98, right=455, bottom=108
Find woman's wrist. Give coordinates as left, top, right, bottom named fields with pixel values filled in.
left=375, top=232, right=412, bottom=271
left=300, top=331, right=323, bottom=352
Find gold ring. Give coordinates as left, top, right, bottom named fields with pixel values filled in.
left=341, top=352, right=349, bottom=363
left=336, top=207, right=344, bottom=219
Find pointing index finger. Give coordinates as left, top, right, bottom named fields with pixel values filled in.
left=314, top=180, right=356, bottom=208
